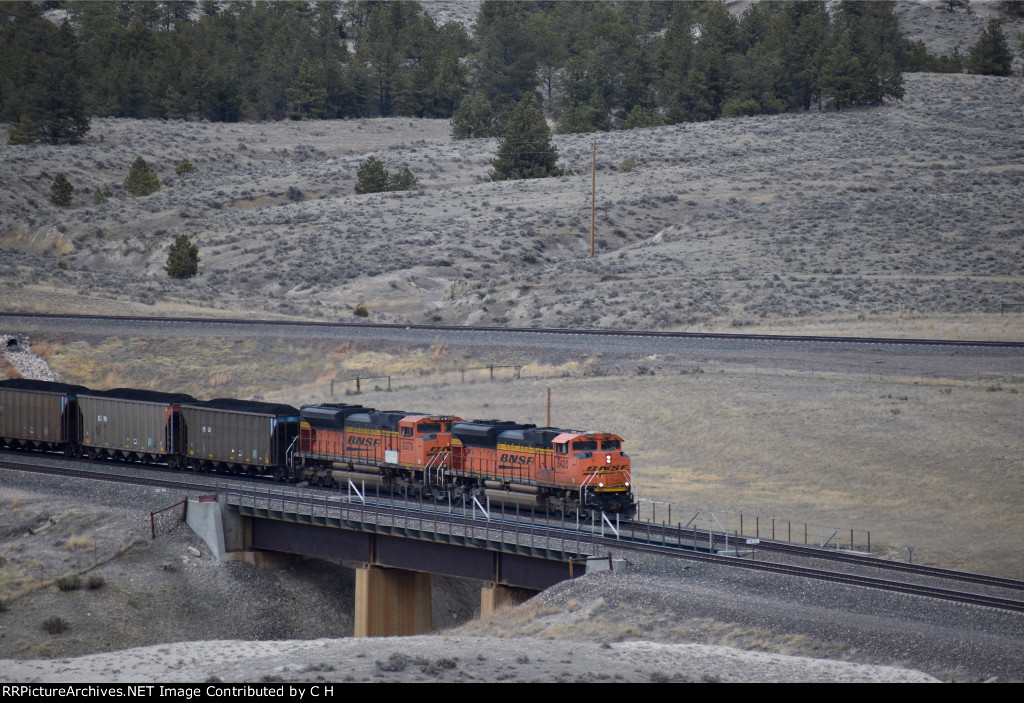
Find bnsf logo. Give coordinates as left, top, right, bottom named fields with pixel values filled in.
left=348, top=436, right=380, bottom=446
left=500, top=454, right=533, bottom=465
left=585, top=465, right=630, bottom=473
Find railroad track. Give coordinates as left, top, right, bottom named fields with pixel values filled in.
left=756, top=539, right=1024, bottom=592
left=3, top=311, right=1023, bottom=348
left=617, top=517, right=1024, bottom=595
left=5, top=452, right=1024, bottom=614
left=617, top=541, right=1024, bottom=614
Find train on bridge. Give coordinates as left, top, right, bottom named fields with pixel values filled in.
left=0, top=379, right=635, bottom=518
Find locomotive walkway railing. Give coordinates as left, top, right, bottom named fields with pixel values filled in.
left=218, top=481, right=604, bottom=562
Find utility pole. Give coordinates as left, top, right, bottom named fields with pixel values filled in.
left=591, top=136, right=596, bottom=258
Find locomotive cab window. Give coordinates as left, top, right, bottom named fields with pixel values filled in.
left=601, top=440, right=620, bottom=450
left=401, top=427, right=414, bottom=437
left=419, top=422, right=441, bottom=434
left=573, top=440, right=597, bottom=452
left=555, top=443, right=569, bottom=455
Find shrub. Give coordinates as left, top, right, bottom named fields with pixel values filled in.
left=0, top=599, right=9, bottom=613
left=87, top=573, right=105, bottom=590
left=287, top=185, right=304, bottom=201
left=376, top=652, right=411, bottom=672
left=355, top=157, right=417, bottom=194
left=50, top=172, right=74, bottom=206
left=387, top=167, right=417, bottom=192
left=354, top=157, right=389, bottom=194
left=42, top=616, right=69, bottom=634
left=92, top=183, right=111, bottom=205
left=175, top=158, right=197, bottom=175
left=124, top=156, right=160, bottom=196
left=56, top=573, right=82, bottom=591
left=165, top=233, right=200, bottom=279
left=619, top=157, right=637, bottom=173
left=353, top=303, right=369, bottom=317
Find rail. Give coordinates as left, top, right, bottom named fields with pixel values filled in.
left=4, top=312, right=1022, bottom=348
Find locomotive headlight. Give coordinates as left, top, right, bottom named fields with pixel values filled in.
left=606, top=455, right=611, bottom=463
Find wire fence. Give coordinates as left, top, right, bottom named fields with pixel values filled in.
left=633, top=498, right=871, bottom=553
left=319, top=355, right=1023, bottom=399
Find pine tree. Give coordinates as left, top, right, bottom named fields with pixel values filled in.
left=622, top=105, right=663, bottom=130
left=175, top=158, right=197, bottom=175
left=490, top=93, right=562, bottom=181
left=966, top=19, right=1014, bottom=76
left=3, top=10, right=91, bottom=145
left=451, top=93, right=496, bottom=140
left=354, top=157, right=417, bottom=193
left=124, top=156, right=160, bottom=196
left=285, top=59, right=328, bottom=119
left=164, top=233, right=200, bottom=279
left=354, top=156, right=389, bottom=194
left=50, top=172, right=74, bottom=207
left=387, top=167, right=418, bottom=192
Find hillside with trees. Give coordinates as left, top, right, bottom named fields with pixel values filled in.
left=6, top=0, right=1014, bottom=144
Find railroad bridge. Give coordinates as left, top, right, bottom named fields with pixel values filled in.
left=186, top=484, right=619, bottom=637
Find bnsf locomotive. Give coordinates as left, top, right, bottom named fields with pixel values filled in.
left=0, top=379, right=635, bottom=517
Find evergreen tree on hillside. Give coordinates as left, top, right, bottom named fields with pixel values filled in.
left=286, top=59, right=328, bottom=119
left=165, top=233, right=200, bottom=279
left=50, top=173, right=74, bottom=207
left=354, top=156, right=389, bottom=194
left=451, top=93, right=496, bottom=140
left=473, top=1, right=540, bottom=111
left=938, top=0, right=971, bottom=13
left=354, top=157, right=417, bottom=194
left=2, top=7, right=91, bottom=144
left=490, top=93, right=561, bottom=181
left=966, top=19, right=1014, bottom=76
left=124, top=156, right=161, bottom=196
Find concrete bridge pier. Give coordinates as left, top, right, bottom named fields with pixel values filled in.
left=354, top=565, right=432, bottom=637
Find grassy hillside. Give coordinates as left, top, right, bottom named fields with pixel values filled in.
left=2, top=72, right=1022, bottom=339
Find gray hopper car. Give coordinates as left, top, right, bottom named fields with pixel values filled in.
left=76, top=388, right=196, bottom=463
left=179, top=399, right=299, bottom=475
left=0, top=379, right=85, bottom=453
